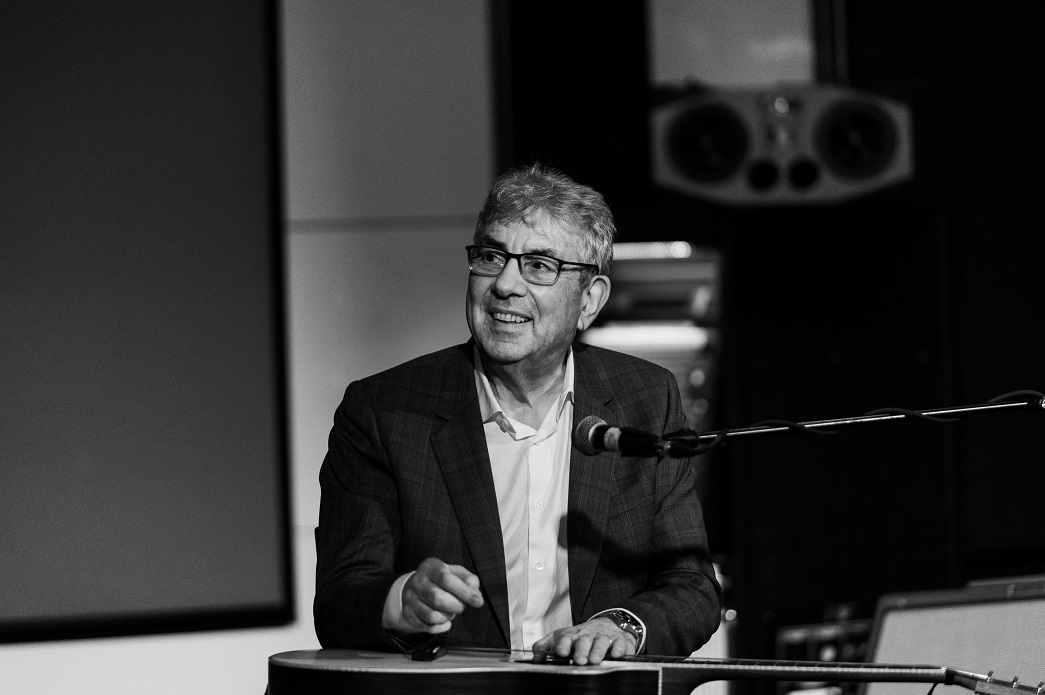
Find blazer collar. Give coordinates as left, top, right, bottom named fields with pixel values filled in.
left=430, top=340, right=512, bottom=646
left=567, top=341, right=620, bottom=619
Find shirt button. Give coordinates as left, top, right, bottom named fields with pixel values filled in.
left=535, top=561, right=545, bottom=571
left=535, top=499, right=546, bottom=510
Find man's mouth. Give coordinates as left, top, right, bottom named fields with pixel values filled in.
left=492, top=311, right=531, bottom=324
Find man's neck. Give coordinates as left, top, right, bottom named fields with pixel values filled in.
left=479, top=352, right=568, bottom=430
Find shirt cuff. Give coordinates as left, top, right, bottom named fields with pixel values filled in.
left=588, top=608, right=647, bottom=654
left=381, top=572, right=415, bottom=633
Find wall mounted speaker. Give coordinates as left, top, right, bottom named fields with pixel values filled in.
left=651, top=85, right=913, bottom=205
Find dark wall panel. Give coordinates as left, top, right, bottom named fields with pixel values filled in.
left=719, top=206, right=954, bottom=660
left=841, top=0, right=1045, bottom=583
left=0, top=1, right=291, bottom=641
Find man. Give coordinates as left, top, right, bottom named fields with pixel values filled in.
left=314, top=163, right=721, bottom=664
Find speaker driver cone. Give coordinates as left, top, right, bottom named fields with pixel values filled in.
left=666, top=103, right=749, bottom=183
left=815, top=100, right=898, bottom=179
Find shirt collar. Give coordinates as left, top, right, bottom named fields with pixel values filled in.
left=472, top=344, right=576, bottom=433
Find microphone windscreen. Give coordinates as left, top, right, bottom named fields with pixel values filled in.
left=573, top=415, right=605, bottom=456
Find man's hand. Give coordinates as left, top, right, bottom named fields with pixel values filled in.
left=532, top=617, right=638, bottom=665
left=399, top=557, right=484, bottom=634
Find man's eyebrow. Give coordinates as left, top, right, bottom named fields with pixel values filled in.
left=476, top=235, right=506, bottom=250
left=477, top=236, right=559, bottom=258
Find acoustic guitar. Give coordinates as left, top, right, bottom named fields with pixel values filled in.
left=268, top=648, right=1045, bottom=695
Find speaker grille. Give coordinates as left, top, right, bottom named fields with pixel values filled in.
left=667, top=102, right=749, bottom=183
left=815, top=99, right=899, bottom=179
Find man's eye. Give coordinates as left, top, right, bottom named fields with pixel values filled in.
left=478, top=250, right=503, bottom=263
left=524, top=257, right=555, bottom=272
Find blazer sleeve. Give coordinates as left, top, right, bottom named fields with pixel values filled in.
left=313, top=380, right=405, bottom=650
left=600, top=365, right=723, bottom=655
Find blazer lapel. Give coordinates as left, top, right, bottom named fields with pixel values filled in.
left=567, top=343, right=619, bottom=621
left=430, top=344, right=511, bottom=646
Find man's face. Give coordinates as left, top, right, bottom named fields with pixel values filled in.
left=466, top=215, right=607, bottom=376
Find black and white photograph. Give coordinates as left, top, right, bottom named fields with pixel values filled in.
left=2, top=2, right=1043, bottom=693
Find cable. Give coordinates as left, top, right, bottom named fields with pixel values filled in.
left=863, top=407, right=959, bottom=424
left=748, top=418, right=837, bottom=435
left=987, top=389, right=1045, bottom=406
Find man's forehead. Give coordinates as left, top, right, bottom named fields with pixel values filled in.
left=482, top=217, right=582, bottom=251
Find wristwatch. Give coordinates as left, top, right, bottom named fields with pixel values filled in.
left=594, top=609, right=645, bottom=651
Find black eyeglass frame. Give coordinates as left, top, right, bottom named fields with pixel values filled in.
left=465, top=245, right=600, bottom=285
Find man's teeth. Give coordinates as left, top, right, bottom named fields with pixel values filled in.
left=493, top=312, right=529, bottom=323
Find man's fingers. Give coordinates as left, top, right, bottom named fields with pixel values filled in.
left=535, top=622, right=637, bottom=664
left=402, top=601, right=453, bottom=630
left=608, top=635, right=630, bottom=659
left=402, top=571, right=463, bottom=631
left=406, top=572, right=465, bottom=613
left=444, top=564, right=484, bottom=607
left=585, top=635, right=615, bottom=665
left=567, top=635, right=595, bottom=665
left=554, top=633, right=575, bottom=658
left=404, top=558, right=483, bottom=631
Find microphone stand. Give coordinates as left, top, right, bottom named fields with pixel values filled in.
left=660, top=390, right=1045, bottom=458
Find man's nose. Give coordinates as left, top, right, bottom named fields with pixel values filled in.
left=492, top=257, right=528, bottom=294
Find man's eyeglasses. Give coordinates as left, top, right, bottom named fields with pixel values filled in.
left=466, top=245, right=599, bottom=286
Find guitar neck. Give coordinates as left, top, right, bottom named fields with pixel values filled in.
left=640, top=657, right=1043, bottom=695
left=640, top=656, right=950, bottom=685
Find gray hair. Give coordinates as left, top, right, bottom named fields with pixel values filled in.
left=474, top=163, right=615, bottom=275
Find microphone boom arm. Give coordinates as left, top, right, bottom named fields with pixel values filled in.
left=662, top=390, right=1045, bottom=458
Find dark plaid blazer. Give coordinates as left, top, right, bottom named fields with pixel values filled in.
left=314, top=340, right=722, bottom=656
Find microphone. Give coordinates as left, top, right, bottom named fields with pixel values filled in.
left=573, top=415, right=665, bottom=457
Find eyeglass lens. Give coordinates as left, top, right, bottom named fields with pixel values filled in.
left=468, top=247, right=560, bottom=285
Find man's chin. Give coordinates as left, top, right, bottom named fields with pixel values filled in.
left=478, top=344, right=527, bottom=366
left=474, top=334, right=531, bottom=365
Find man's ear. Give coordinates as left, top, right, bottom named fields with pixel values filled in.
left=577, top=275, right=611, bottom=332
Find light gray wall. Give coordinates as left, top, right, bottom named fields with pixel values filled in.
left=283, top=0, right=494, bottom=528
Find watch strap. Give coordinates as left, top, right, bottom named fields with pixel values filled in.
left=589, top=608, right=646, bottom=653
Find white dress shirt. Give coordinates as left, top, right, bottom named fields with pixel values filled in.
left=474, top=346, right=575, bottom=650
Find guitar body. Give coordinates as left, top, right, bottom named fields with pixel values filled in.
left=268, top=649, right=664, bottom=695
left=269, top=648, right=1035, bottom=695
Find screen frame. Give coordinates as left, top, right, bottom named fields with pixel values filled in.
left=0, top=0, right=294, bottom=644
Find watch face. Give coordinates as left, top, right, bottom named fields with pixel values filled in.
left=612, top=610, right=641, bottom=635
left=594, top=610, right=642, bottom=640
